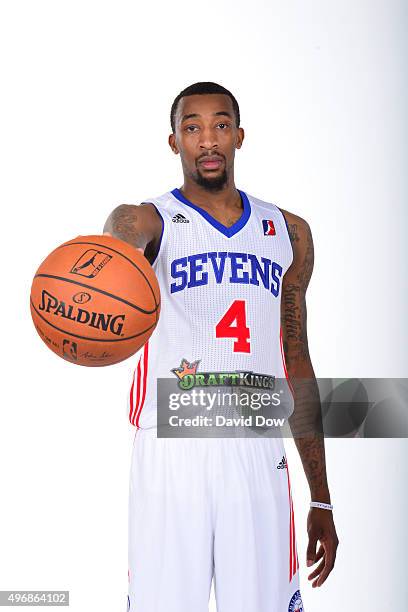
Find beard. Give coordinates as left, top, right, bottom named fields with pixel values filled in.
left=193, top=167, right=228, bottom=192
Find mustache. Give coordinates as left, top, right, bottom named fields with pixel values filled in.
left=196, top=153, right=226, bottom=164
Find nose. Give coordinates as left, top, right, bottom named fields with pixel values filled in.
left=199, top=126, right=218, bottom=151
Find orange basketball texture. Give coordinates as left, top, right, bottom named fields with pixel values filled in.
left=30, top=235, right=161, bottom=366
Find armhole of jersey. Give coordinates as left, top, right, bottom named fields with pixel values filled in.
left=276, top=206, right=294, bottom=267
left=144, top=202, right=167, bottom=266
left=277, top=206, right=295, bottom=399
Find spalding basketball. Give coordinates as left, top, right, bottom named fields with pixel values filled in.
left=30, top=235, right=160, bottom=366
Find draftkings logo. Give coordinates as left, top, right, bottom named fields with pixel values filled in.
left=171, top=358, right=276, bottom=391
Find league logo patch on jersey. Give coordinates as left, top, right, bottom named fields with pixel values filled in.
left=262, top=219, right=276, bottom=235
left=288, top=589, right=304, bottom=612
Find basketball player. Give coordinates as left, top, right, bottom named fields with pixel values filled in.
left=104, top=82, right=338, bottom=612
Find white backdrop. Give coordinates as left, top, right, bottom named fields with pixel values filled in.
left=0, top=1, right=407, bottom=610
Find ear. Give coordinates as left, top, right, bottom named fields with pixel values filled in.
left=168, top=133, right=179, bottom=154
left=235, top=127, right=245, bottom=150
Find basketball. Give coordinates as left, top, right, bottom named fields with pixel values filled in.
left=30, top=234, right=161, bottom=366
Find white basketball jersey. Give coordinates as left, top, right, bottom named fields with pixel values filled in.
left=128, top=188, right=294, bottom=429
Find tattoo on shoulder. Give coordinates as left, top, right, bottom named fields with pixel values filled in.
left=298, top=226, right=314, bottom=290
left=109, top=205, right=148, bottom=249
left=288, top=223, right=300, bottom=244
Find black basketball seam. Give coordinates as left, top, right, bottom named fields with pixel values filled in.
left=34, top=274, right=160, bottom=315
left=30, top=298, right=157, bottom=343
left=54, top=240, right=159, bottom=308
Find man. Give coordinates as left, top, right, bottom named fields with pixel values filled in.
left=104, top=82, right=338, bottom=612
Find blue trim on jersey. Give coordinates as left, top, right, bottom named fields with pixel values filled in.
left=148, top=203, right=165, bottom=266
left=171, top=188, right=251, bottom=238
left=277, top=207, right=293, bottom=262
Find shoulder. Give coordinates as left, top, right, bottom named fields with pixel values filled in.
left=120, top=190, right=176, bottom=212
left=246, top=193, right=310, bottom=232
left=278, top=208, right=314, bottom=288
left=277, top=207, right=314, bottom=263
left=277, top=208, right=312, bottom=243
left=113, top=201, right=162, bottom=228
left=246, top=193, right=312, bottom=247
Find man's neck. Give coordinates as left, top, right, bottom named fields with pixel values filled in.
left=179, top=178, right=242, bottom=212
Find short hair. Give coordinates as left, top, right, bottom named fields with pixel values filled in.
left=170, top=82, right=240, bottom=132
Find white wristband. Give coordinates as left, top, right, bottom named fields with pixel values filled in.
left=310, top=501, right=333, bottom=511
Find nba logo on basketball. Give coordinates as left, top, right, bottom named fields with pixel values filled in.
left=63, top=339, right=77, bottom=361
left=262, top=219, right=276, bottom=235
left=70, top=249, right=112, bottom=278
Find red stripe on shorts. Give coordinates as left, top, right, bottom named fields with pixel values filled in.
left=286, top=461, right=298, bottom=582
left=135, top=341, right=149, bottom=428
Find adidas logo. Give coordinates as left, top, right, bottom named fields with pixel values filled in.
left=172, top=213, right=189, bottom=223
left=277, top=456, right=287, bottom=469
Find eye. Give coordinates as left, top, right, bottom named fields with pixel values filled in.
left=217, top=122, right=230, bottom=129
left=185, top=125, right=199, bottom=133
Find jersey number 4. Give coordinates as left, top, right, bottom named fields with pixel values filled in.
left=215, top=300, right=250, bottom=353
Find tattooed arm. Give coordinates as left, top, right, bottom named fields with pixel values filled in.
left=279, top=209, right=339, bottom=587
left=103, top=203, right=162, bottom=265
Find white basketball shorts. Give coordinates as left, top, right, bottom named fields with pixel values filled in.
left=128, top=428, right=304, bottom=612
